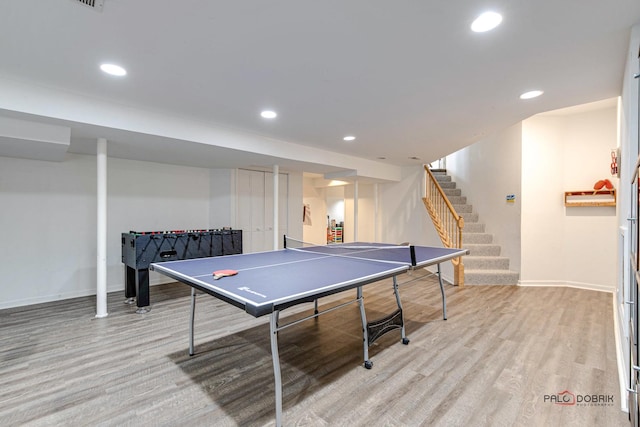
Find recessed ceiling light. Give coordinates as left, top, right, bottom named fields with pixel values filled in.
left=409, top=156, right=421, bottom=160
left=520, top=90, right=544, bottom=100
left=261, top=110, right=277, bottom=119
left=343, top=136, right=356, bottom=141
left=100, top=63, right=127, bottom=76
left=471, top=11, right=503, bottom=33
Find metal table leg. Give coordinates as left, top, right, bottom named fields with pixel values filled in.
left=270, top=310, right=283, bottom=427
left=437, top=263, right=447, bottom=320
left=356, top=287, right=372, bottom=369
left=189, top=287, right=196, bottom=356
left=392, top=276, right=410, bottom=345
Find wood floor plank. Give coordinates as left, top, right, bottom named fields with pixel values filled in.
left=0, top=277, right=629, bottom=426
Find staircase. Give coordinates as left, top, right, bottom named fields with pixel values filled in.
left=432, top=170, right=519, bottom=286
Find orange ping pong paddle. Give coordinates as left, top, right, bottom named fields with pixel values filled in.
left=213, top=269, right=238, bottom=280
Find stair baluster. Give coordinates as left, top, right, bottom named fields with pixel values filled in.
left=423, top=166, right=465, bottom=286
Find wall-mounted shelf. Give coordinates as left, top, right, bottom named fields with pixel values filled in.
left=564, top=189, right=616, bottom=207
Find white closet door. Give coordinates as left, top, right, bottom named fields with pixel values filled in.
left=236, top=169, right=289, bottom=253
left=264, top=172, right=274, bottom=251
left=237, top=169, right=266, bottom=253
left=250, top=170, right=266, bottom=252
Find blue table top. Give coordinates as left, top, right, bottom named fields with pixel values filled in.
left=151, top=243, right=467, bottom=317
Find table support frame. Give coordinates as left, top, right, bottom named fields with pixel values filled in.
left=185, top=263, right=450, bottom=427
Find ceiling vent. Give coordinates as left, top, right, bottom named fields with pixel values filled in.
left=72, top=0, right=105, bottom=12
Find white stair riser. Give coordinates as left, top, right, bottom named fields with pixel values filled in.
left=464, top=257, right=510, bottom=269
left=443, top=189, right=462, bottom=197
left=465, top=271, right=519, bottom=285
left=438, top=181, right=457, bottom=189
left=464, top=223, right=485, bottom=233
left=464, top=233, right=493, bottom=244
left=448, top=196, right=467, bottom=204
left=461, top=213, right=479, bottom=223
left=453, top=204, right=473, bottom=213
left=465, top=244, right=501, bottom=256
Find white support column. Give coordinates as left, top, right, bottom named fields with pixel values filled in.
left=96, top=138, right=108, bottom=318
left=273, top=164, right=279, bottom=250
left=354, top=179, right=359, bottom=242
left=374, top=183, right=379, bottom=242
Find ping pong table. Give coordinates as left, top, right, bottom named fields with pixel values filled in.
left=150, top=238, right=468, bottom=426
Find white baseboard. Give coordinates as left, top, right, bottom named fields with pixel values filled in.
left=0, top=288, right=101, bottom=310
left=0, top=277, right=176, bottom=311
left=518, top=279, right=615, bottom=293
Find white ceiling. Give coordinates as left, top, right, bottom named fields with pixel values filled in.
left=0, top=1, right=638, bottom=176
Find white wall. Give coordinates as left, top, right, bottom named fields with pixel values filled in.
left=301, top=180, right=378, bottom=245
left=1, top=154, right=98, bottom=307
left=302, top=176, right=328, bottom=245
left=520, top=116, right=566, bottom=282
left=301, top=181, right=377, bottom=245
left=344, top=182, right=376, bottom=242
left=378, top=166, right=441, bottom=245
left=521, top=105, right=618, bottom=291
left=377, top=166, right=453, bottom=279
left=0, top=153, right=303, bottom=310
left=209, top=168, right=235, bottom=228
left=442, top=105, right=618, bottom=291
left=446, top=124, right=523, bottom=273
left=0, top=154, right=214, bottom=308
left=108, top=157, right=214, bottom=291
left=326, top=186, right=345, bottom=227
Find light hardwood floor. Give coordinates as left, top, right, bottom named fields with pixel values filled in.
left=0, top=274, right=629, bottom=426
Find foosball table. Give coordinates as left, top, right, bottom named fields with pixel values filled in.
left=121, top=229, right=242, bottom=313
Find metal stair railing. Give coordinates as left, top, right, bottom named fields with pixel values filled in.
left=422, top=165, right=465, bottom=286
